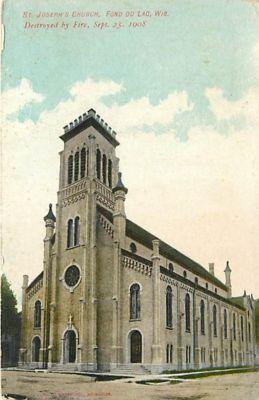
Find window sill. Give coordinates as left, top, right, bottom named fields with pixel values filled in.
left=166, top=326, right=173, bottom=330
left=185, top=330, right=191, bottom=333
left=34, top=327, right=41, bottom=330
left=66, top=245, right=80, bottom=250
left=129, top=318, right=141, bottom=322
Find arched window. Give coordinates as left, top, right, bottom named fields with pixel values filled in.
left=96, top=149, right=101, bottom=179
left=130, top=242, right=137, bottom=254
left=102, top=154, right=107, bottom=184
left=166, top=286, right=173, bottom=328
left=74, top=151, right=79, bottom=181
left=74, top=216, right=80, bottom=247
left=67, top=219, right=73, bottom=248
left=213, top=304, right=217, bottom=337
left=80, top=148, right=86, bottom=178
left=34, top=301, right=41, bottom=328
left=240, top=316, right=244, bottom=341
left=108, top=159, right=112, bottom=188
left=169, top=263, right=174, bottom=273
left=224, top=309, right=228, bottom=339
left=130, top=283, right=140, bottom=320
left=200, top=299, right=205, bottom=334
left=195, top=277, right=198, bottom=285
left=183, top=270, right=187, bottom=278
left=233, top=313, right=236, bottom=340
left=68, top=155, right=73, bottom=184
left=185, top=293, right=191, bottom=332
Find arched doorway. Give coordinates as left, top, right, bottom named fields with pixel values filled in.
left=32, top=336, right=41, bottom=362
left=64, top=330, right=76, bottom=363
left=130, top=330, right=142, bottom=363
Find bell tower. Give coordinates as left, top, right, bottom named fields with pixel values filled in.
left=51, top=109, right=120, bottom=370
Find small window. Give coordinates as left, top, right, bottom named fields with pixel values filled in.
left=215, top=288, right=217, bottom=294
left=108, top=159, right=112, bottom=188
left=206, top=283, right=208, bottom=289
left=67, top=219, right=73, bottom=248
left=34, top=301, right=41, bottom=328
left=130, top=242, right=137, bottom=254
left=183, top=270, right=187, bottom=278
left=74, top=151, right=79, bottom=181
left=68, top=155, right=73, bottom=184
left=102, top=154, right=107, bottom=184
left=169, top=263, right=174, bottom=273
left=74, top=216, right=80, bottom=247
left=195, top=277, right=198, bottom=285
left=80, top=148, right=86, bottom=178
left=96, top=149, right=101, bottom=179
left=130, top=283, right=141, bottom=320
left=166, top=286, right=173, bottom=328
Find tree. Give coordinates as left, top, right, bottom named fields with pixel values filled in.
left=1, top=274, right=19, bottom=335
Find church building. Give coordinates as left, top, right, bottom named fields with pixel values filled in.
left=19, top=109, right=256, bottom=373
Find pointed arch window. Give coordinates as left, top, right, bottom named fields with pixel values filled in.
left=200, top=299, right=205, bottom=334
left=34, top=301, right=41, bottom=328
left=166, top=286, right=173, bottom=328
left=67, top=219, right=73, bottom=248
left=108, top=159, right=112, bottom=188
left=102, top=154, right=107, bottom=184
left=224, top=309, right=228, bottom=339
left=80, top=148, right=86, bottom=178
left=240, top=316, right=244, bottom=341
left=213, top=305, right=217, bottom=337
left=74, top=151, right=79, bottom=181
left=74, top=216, right=80, bottom=246
left=96, top=149, right=101, bottom=179
left=185, top=293, right=191, bottom=332
left=68, top=155, right=73, bottom=184
left=233, top=313, right=236, bottom=340
left=130, top=283, right=140, bottom=320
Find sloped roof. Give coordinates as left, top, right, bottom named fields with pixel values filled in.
left=26, top=271, right=44, bottom=292
left=97, top=205, right=227, bottom=291
left=126, top=219, right=227, bottom=291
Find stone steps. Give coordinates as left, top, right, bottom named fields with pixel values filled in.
left=111, top=364, right=151, bottom=375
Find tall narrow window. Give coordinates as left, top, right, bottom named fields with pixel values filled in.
left=68, top=155, right=73, bottom=184
left=67, top=219, right=73, bottom=248
left=224, top=309, right=228, bottom=339
left=241, top=316, right=244, bottom=341
left=200, top=300, right=205, bottom=334
left=213, top=305, right=217, bottom=337
left=34, top=301, right=41, bottom=328
left=96, top=149, right=101, bottom=179
left=74, top=216, right=80, bottom=246
left=166, top=344, right=169, bottom=363
left=233, top=313, right=236, bottom=340
left=248, top=322, right=251, bottom=342
left=170, top=345, right=173, bottom=363
left=166, top=286, right=173, bottom=328
left=80, top=148, right=86, bottom=178
left=185, top=293, right=191, bottom=332
left=102, top=154, right=107, bottom=184
left=74, top=151, right=79, bottom=181
left=130, top=283, right=140, bottom=320
left=108, top=159, right=112, bottom=188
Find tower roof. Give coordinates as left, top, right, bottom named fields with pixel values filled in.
left=224, top=260, right=232, bottom=272
left=60, top=108, right=120, bottom=147
left=112, top=172, right=128, bottom=194
left=44, top=203, right=56, bottom=222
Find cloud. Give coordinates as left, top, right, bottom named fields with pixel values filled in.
left=2, top=77, right=259, bottom=306
left=205, top=86, right=259, bottom=126
left=2, top=78, right=44, bottom=117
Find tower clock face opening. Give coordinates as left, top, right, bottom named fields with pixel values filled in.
left=64, top=265, right=80, bottom=287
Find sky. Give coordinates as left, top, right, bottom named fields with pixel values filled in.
left=1, top=0, right=259, bottom=308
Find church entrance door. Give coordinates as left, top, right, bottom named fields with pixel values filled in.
left=64, top=330, right=76, bottom=363
left=32, top=336, right=41, bottom=362
left=130, top=330, right=142, bottom=363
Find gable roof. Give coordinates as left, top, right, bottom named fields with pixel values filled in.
left=126, top=219, right=228, bottom=291
left=97, top=204, right=228, bottom=291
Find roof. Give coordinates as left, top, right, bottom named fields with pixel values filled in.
left=126, top=219, right=228, bottom=291
left=97, top=205, right=227, bottom=291
left=44, top=203, right=56, bottom=222
left=26, top=271, right=44, bottom=292
left=60, top=109, right=119, bottom=147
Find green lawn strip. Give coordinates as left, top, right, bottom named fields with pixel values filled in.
left=162, top=365, right=254, bottom=374
left=169, top=367, right=258, bottom=382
